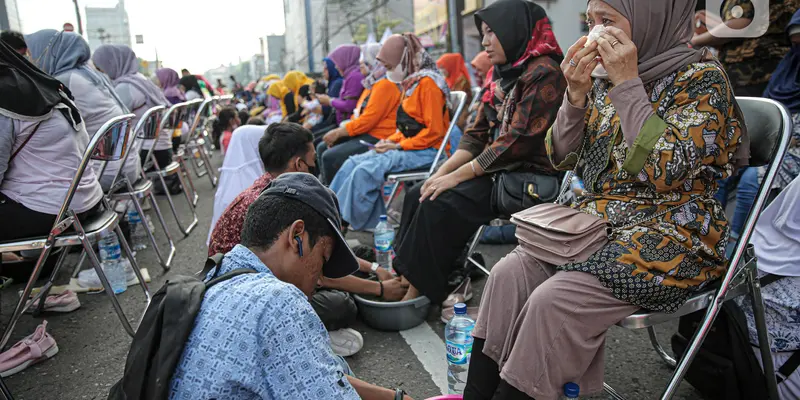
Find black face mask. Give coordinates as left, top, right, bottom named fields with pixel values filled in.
left=298, top=159, right=319, bottom=178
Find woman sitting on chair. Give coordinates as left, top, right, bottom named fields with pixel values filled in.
left=315, top=44, right=365, bottom=129
left=267, top=80, right=295, bottom=120
left=463, top=1, right=747, bottom=399
left=330, top=33, right=450, bottom=232
left=282, top=71, right=315, bottom=123
left=91, top=44, right=173, bottom=185
left=0, top=41, right=103, bottom=243
left=26, top=29, right=133, bottom=191
left=437, top=52, right=473, bottom=105
left=394, top=0, right=566, bottom=304
left=318, top=43, right=402, bottom=184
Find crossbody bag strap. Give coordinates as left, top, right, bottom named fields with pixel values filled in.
left=758, top=273, right=788, bottom=287
left=777, top=350, right=800, bottom=384
left=9, top=122, right=43, bottom=163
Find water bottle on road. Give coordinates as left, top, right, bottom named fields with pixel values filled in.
left=446, top=303, right=474, bottom=394
left=127, top=209, right=148, bottom=251
left=374, top=215, right=394, bottom=274
left=562, top=382, right=580, bottom=399
left=99, top=231, right=127, bottom=294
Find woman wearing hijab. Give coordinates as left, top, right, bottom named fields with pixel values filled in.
left=26, top=29, right=132, bottom=191
left=267, top=80, right=296, bottom=118
left=317, top=43, right=402, bottom=184
left=463, top=0, right=747, bottom=398
left=323, top=57, right=344, bottom=98
left=470, top=51, right=493, bottom=87
left=437, top=53, right=473, bottom=103
left=316, top=45, right=365, bottom=127
left=179, top=74, right=205, bottom=101
left=0, top=41, right=103, bottom=241
left=155, top=68, right=185, bottom=105
left=330, top=33, right=450, bottom=231
left=92, top=44, right=175, bottom=179
left=393, top=0, right=566, bottom=305
left=717, top=10, right=800, bottom=241
left=282, top=71, right=314, bottom=123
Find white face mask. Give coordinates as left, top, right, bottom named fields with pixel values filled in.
left=386, top=49, right=407, bottom=83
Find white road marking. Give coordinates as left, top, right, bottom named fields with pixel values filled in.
left=400, top=322, right=449, bottom=395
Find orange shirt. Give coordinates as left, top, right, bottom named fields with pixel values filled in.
left=387, top=77, right=450, bottom=151
left=345, top=78, right=401, bottom=140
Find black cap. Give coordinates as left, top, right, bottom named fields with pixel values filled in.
left=261, top=172, right=358, bottom=279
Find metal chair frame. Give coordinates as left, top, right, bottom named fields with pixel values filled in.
left=383, top=91, right=469, bottom=215
left=143, top=101, right=200, bottom=235
left=105, top=105, right=176, bottom=269
left=172, top=99, right=202, bottom=207
left=0, top=114, right=151, bottom=350
left=179, top=96, right=219, bottom=186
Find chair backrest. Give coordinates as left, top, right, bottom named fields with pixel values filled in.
left=428, top=91, right=468, bottom=175
left=181, top=99, right=203, bottom=133
left=187, top=97, right=215, bottom=141
left=107, top=106, right=166, bottom=190
left=55, top=114, right=135, bottom=223
left=716, top=97, right=792, bottom=295
left=469, top=87, right=481, bottom=110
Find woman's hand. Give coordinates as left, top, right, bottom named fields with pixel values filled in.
left=419, top=172, right=461, bottom=202
left=323, top=127, right=347, bottom=147
left=375, top=141, right=399, bottom=154
left=595, top=27, right=639, bottom=87
left=420, top=171, right=446, bottom=195
left=561, top=36, right=599, bottom=108
left=317, top=94, right=331, bottom=106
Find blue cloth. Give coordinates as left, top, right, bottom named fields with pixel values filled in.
left=331, top=148, right=437, bottom=230
left=324, top=58, right=344, bottom=97
left=449, top=125, right=463, bottom=151
left=730, top=166, right=760, bottom=236
left=170, top=245, right=358, bottom=400
left=762, top=10, right=800, bottom=114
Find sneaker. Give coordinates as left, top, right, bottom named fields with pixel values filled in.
left=76, top=261, right=138, bottom=289
left=25, top=290, right=81, bottom=313
left=0, top=321, right=59, bottom=377
left=442, top=277, right=473, bottom=309
left=441, top=306, right=479, bottom=324
left=328, top=328, right=364, bottom=357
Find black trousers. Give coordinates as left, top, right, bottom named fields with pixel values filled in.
left=310, top=288, right=357, bottom=331
left=464, top=338, right=535, bottom=400
left=394, top=176, right=497, bottom=304
left=316, top=134, right=380, bottom=185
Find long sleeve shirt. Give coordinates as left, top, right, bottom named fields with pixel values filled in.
left=387, top=77, right=450, bottom=151
left=344, top=78, right=402, bottom=140
left=331, top=69, right=365, bottom=124
left=458, top=56, right=565, bottom=174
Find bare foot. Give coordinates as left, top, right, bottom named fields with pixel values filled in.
left=401, top=285, right=420, bottom=302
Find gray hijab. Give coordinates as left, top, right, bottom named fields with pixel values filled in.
left=603, top=0, right=702, bottom=84
left=92, top=44, right=170, bottom=108
left=26, top=29, right=129, bottom=112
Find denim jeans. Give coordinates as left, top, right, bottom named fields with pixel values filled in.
left=330, top=148, right=437, bottom=231
left=730, top=167, right=760, bottom=236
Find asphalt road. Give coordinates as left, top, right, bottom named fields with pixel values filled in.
left=0, top=151, right=704, bottom=400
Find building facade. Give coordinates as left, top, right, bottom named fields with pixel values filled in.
left=0, top=0, right=22, bottom=32
left=266, top=35, right=286, bottom=75
left=85, top=0, right=132, bottom=52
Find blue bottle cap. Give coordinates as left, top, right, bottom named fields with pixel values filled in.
left=379, top=215, right=388, bottom=221
left=454, top=303, right=467, bottom=315
left=563, top=382, right=579, bottom=398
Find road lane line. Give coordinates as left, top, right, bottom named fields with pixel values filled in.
left=400, top=322, right=448, bottom=395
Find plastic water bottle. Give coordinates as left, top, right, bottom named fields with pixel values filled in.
left=127, top=209, right=148, bottom=251
left=99, top=231, right=127, bottom=294
left=374, top=215, right=395, bottom=274
left=570, top=176, right=585, bottom=193
left=446, top=303, right=475, bottom=394
left=382, top=182, right=394, bottom=204
left=563, top=382, right=580, bottom=399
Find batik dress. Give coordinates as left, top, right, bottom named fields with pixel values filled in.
left=545, top=62, right=744, bottom=312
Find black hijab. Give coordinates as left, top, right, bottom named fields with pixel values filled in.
left=0, top=41, right=81, bottom=123
left=474, top=0, right=562, bottom=94
left=179, top=75, right=203, bottom=96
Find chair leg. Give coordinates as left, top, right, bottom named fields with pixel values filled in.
left=155, top=172, right=194, bottom=236
left=70, top=249, right=87, bottom=279
left=647, top=326, right=677, bottom=368
left=747, top=262, right=780, bottom=400
left=465, top=225, right=491, bottom=276
left=177, top=158, right=198, bottom=207
left=147, top=191, right=176, bottom=269
left=128, top=191, right=166, bottom=269
left=173, top=169, right=199, bottom=234
left=114, top=224, right=150, bottom=304
left=603, top=382, right=626, bottom=400
left=32, top=246, right=71, bottom=317
left=198, top=146, right=217, bottom=187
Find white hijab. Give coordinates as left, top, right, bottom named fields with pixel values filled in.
left=751, top=175, right=800, bottom=277
left=207, top=125, right=267, bottom=244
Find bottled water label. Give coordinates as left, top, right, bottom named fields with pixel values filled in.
left=375, top=237, right=392, bottom=252
left=446, top=340, right=472, bottom=365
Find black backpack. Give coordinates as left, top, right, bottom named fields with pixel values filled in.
left=108, top=254, right=255, bottom=400
left=671, top=274, right=799, bottom=400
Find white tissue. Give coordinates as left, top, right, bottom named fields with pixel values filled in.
left=584, top=25, right=607, bottom=47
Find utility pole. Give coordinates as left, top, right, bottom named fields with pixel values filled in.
left=304, top=0, right=315, bottom=72
left=446, top=0, right=463, bottom=53
left=73, top=0, right=84, bottom=35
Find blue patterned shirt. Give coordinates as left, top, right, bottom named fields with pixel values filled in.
left=169, top=245, right=359, bottom=400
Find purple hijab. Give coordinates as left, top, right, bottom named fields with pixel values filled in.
left=92, top=44, right=170, bottom=107
left=327, top=44, right=361, bottom=77
left=156, top=68, right=185, bottom=102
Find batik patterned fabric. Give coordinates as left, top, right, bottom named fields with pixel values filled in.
left=736, top=271, right=800, bottom=352
left=170, top=245, right=359, bottom=400
left=546, top=62, right=744, bottom=312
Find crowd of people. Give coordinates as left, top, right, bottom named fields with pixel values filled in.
left=1, top=0, right=800, bottom=398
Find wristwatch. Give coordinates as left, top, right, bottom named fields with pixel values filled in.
left=394, top=388, right=407, bottom=400
left=370, top=262, right=380, bottom=273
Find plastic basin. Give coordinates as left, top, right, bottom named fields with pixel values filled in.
left=353, top=293, right=431, bottom=331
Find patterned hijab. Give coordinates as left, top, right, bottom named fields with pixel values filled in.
left=378, top=33, right=449, bottom=98
left=92, top=44, right=170, bottom=107
left=360, top=43, right=386, bottom=89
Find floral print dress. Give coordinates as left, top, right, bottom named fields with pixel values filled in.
left=545, top=62, right=744, bottom=312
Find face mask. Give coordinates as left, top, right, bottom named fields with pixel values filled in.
left=591, top=63, right=609, bottom=80
left=387, top=50, right=408, bottom=84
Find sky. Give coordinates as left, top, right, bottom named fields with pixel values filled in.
left=17, top=0, right=286, bottom=73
